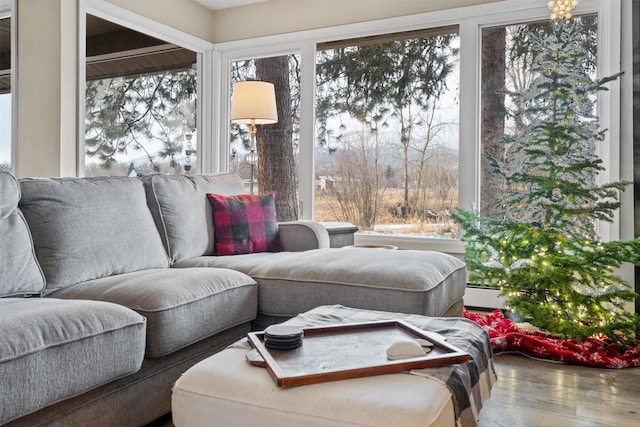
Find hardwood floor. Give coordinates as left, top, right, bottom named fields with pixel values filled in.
left=148, top=353, right=640, bottom=426
left=479, top=354, right=640, bottom=426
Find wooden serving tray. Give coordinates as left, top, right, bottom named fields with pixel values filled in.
left=247, top=320, right=470, bottom=388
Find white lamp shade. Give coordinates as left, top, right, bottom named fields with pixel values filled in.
left=230, top=81, right=278, bottom=125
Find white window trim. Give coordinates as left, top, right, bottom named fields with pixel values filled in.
left=214, top=0, right=622, bottom=254
left=0, top=0, right=16, bottom=173
left=78, top=0, right=215, bottom=176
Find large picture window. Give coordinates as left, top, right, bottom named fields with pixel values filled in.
left=229, top=54, right=300, bottom=205
left=314, top=27, right=460, bottom=239
left=0, top=8, right=11, bottom=169
left=480, top=15, right=598, bottom=220
left=215, top=0, right=620, bottom=252
left=84, top=15, right=199, bottom=176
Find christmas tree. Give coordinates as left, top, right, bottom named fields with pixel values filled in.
left=457, top=17, right=640, bottom=346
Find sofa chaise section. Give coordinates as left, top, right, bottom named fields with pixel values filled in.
left=146, top=173, right=467, bottom=329
left=177, top=247, right=466, bottom=328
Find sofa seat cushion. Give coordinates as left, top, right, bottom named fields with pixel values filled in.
left=0, top=298, right=146, bottom=425
left=19, top=176, right=169, bottom=295
left=173, top=247, right=467, bottom=319
left=0, top=169, right=45, bottom=297
left=51, top=268, right=258, bottom=358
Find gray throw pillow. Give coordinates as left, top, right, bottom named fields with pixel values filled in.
left=0, top=168, right=46, bottom=297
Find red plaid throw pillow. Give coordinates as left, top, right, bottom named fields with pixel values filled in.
left=206, top=192, right=283, bottom=256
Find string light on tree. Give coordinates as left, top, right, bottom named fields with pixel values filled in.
left=548, top=0, right=578, bottom=20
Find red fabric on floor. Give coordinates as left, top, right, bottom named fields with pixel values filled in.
left=463, top=308, right=640, bottom=368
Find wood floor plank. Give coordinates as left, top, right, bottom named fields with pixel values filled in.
left=479, top=354, right=640, bottom=427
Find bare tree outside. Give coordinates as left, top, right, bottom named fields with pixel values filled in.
left=320, top=125, right=386, bottom=229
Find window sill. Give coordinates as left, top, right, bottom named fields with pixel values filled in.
left=354, top=233, right=465, bottom=255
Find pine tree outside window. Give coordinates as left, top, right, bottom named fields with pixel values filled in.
left=480, top=16, right=598, bottom=221
left=84, top=15, right=199, bottom=177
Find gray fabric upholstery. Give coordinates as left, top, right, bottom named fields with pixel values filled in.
left=277, top=220, right=331, bottom=251
left=19, top=176, right=169, bottom=294
left=4, top=324, right=250, bottom=427
left=144, top=173, right=330, bottom=262
left=173, top=247, right=466, bottom=319
left=0, top=169, right=45, bottom=297
left=51, top=268, right=258, bottom=358
left=2, top=169, right=467, bottom=425
left=0, top=298, right=146, bottom=425
left=143, top=173, right=245, bottom=264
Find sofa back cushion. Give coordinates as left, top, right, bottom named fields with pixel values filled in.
left=144, top=173, right=244, bottom=264
left=19, top=176, right=169, bottom=294
left=0, top=168, right=45, bottom=297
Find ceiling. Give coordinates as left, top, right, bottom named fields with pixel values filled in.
left=194, top=0, right=269, bottom=10
left=85, top=15, right=196, bottom=81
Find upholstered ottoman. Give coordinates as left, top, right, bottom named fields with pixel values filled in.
left=172, top=305, right=495, bottom=427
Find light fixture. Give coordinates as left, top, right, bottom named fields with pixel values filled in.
left=230, top=80, right=278, bottom=194
left=548, top=0, right=578, bottom=20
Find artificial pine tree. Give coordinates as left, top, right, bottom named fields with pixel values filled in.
left=457, top=18, right=640, bottom=346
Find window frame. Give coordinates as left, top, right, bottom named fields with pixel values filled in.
left=78, top=0, right=215, bottom=176
left=0, top=0, right=16, bottom=172
left=216, top=0, right=622, bottom=254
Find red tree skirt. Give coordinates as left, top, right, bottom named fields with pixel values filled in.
left=463, top=308, right=640, bottom=368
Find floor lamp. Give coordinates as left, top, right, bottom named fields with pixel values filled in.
left=230, top=81, right=278, bottom=194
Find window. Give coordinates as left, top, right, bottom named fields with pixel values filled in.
left=0, top=6, right=11, bottom=169
left=480, top=15, right=598, bottom=220
left=214, top=0, right=621, bottom=252
left=228, top=54, right=301, bottom=219
left=314, top=28, right=459, bottom=239
left=83, top=15, right=198, bottom=177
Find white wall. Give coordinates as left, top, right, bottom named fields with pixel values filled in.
left=16, top=0, right=77, bottom=177
left=212, top=0, right=502, bottom=42
left=14, top=0, right=214, bottom=177
left=105, top=0, right=215, bottom=41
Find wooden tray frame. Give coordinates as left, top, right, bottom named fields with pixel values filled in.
left=247, top=319, right=470, bottom=388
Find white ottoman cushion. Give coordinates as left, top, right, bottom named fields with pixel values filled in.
left=173, top=346, right=454, bottom=427
left=172, top=305, right=495, bottom=427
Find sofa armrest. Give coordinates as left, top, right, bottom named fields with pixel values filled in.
left=278, top=220, right=330, bottom=251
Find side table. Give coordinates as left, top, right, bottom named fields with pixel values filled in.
left=320, top=222, right=359, bottom=248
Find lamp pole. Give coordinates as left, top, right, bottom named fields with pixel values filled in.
left=245, top=120, right=258, bottom=194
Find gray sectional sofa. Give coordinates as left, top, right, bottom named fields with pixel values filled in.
left=0, top=168, right=467, bottom=427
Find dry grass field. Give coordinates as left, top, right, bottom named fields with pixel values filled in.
left=314, top=187, right=458, bottom=238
